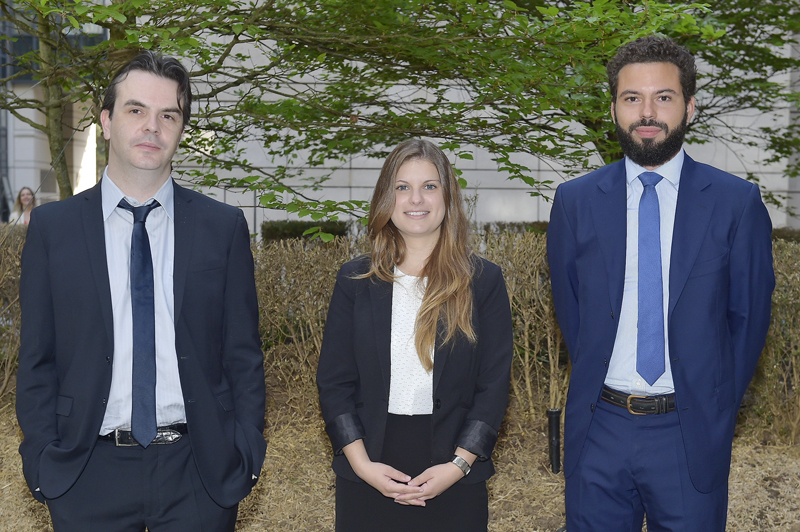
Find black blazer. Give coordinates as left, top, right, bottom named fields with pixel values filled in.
left=16, top=181, right=267, bottom=507
left=316, top=256, right=513, bottom=484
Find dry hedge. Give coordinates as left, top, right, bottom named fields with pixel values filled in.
left=0, top=225, right=25, bottom=398
left=1, top=226, right=799, bottom=441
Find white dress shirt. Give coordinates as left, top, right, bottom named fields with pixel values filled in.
left=604, top=150, right=685, bottom=396
left=99, top=170, right=185, bottom=434
left=388, top=269, right=434, bottom=415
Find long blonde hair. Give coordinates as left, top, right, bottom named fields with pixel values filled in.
left=13, top=187, right=36, bottom=214
left=364, top=139, right=476, bottom=371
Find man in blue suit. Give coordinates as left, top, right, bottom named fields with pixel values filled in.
left=548, top=36, right=774, bottom=531
left=16, top=52, right=266, bottom=531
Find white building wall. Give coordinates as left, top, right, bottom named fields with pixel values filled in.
left=6, top=84, right=55, bottom=206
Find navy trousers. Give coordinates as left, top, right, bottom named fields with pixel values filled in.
left=45, top=435, right=238, bottom=532
left=565, top=398, right=728, bottom=532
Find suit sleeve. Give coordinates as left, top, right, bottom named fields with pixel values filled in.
left=15, top=210, right=58, bottom=502
left=727, top=184, right=775, bottom=405
left=454, top=262, right=513, bottom=461
left=222, top=211, right=267, bottom=476
left=547, top=184, right=580, bottom=358
left=316, top=267, right=366, bottom=454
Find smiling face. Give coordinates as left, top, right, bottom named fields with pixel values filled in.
left=390, top=158, right=446, bottom=248
left=100, top=70, right=184, bottom=182
left=19, top=188, right=33, bottom=208
left=611, top=61, right=695, bottom=169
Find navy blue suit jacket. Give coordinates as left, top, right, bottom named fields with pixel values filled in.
left=16, top=181, right=266, bottom=507
left=316, top=256, right=513, bottom=484
left=547, top=156, right=774, bottom=493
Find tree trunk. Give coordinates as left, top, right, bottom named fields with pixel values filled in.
left=95, top=100, right=107, bottom=183
left=38, top=13, right=73, bottom=199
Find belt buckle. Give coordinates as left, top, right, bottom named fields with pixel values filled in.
left=113, top=429, right=139, bottom=447
left=153, top=429, right=182, bottom=444
left=626, top=394, right=647, bottom=415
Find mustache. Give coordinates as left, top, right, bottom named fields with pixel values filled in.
left=628, top=119, right=669, bottom=134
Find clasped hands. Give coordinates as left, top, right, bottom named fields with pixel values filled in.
left=343, top=439, right=473, bottom=506
left=354, top=460, right=465, bottom=506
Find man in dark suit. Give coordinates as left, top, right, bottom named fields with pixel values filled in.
left=547, top=36, right=774, bottom=531
left=16, top=51, right=266, bottom=531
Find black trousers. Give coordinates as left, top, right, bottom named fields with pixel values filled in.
left=336, top=414, right=488, bottom=532
left=45, top=434, right=238, bottom=532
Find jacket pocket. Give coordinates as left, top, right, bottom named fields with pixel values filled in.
left=688, top=252, right=728, bottom=279
left=189, top=259, right=226, bottom=273
left=215, top=390, right=235, bottom=412
left=55, top=395, right=73, bottom=417
left=715, top=380, right=734, bottom=410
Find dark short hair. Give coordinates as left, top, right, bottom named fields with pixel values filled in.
left=102, top=51, right=192, bottom=128
left=607, top=36, right=697, bottom=103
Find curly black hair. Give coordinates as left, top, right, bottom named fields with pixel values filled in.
left=607, top=36, right=696, bottom=103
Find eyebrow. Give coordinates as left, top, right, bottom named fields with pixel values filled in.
left=123, top=99, right=182, bottom=115
left=618, top=88, right=679, bottom=97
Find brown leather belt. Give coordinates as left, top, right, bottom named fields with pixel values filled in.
left=601, top=387, right=675, bottom=415
left=98, top=423, right=187, bottom=446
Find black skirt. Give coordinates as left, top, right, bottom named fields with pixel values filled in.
left=335, top=414, right=488, bottom=532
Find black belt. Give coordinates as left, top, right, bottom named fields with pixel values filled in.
left=601, top=387, right=675, bottom=415
left=98, top=423, right=187, bottom=447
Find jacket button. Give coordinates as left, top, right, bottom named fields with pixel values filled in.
left=603, top=358, right=608, bottom=367
left=102, top=398, right=107, bottom=405
left=590, top=403, right=595, bottom=412
left=106, top=357, right=111, bottom=364
left=434, top=399, right=441, bottom=409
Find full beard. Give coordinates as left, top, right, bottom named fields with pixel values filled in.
left=615, top=111, right=689, bottom=168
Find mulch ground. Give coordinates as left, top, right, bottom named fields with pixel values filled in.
left=1, top=386, right=799, bottom=532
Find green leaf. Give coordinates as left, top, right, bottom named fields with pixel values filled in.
left=536, top=6, right=559, bottom=17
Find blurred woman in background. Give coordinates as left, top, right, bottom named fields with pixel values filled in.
left=10, top=187, right=36, bottom=225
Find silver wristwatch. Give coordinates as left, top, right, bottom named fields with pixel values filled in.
left=450, top=454, right=471, bottom=477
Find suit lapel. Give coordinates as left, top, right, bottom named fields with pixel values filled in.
left=172, top=183, right=194, bottom=324
left=668, top=156, right=715, bottom=318
left=368, top=277, right=393, bottom=397
left=82, top=183, right=114, bottom=346
left=590, top=161, right=627, bottom=317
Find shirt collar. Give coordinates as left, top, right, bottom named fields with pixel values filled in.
left=624, top=148, right=684, bottom=188
left=101, top=167, right=175, bottom=221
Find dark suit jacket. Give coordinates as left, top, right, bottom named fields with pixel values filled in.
left=16, top=181, right=266, bottom=508
left=316, top=256, right=513, bottom=484
left=547, top=155, right=774, bottom=493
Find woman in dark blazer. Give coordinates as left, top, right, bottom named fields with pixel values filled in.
left=316, top=139, right=513, bottom=531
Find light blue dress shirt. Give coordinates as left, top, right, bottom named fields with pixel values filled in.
left=99, top=170, right=186, bottom=434
left=604, top=150, right=685, bottom=396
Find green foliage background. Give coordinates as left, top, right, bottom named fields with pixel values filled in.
left=2, top=0, right=799, bottom=222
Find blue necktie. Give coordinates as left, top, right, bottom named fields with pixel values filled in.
left=637, top=172, right=665, bottom=386
left=118, top=199, right=161, bottom=448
